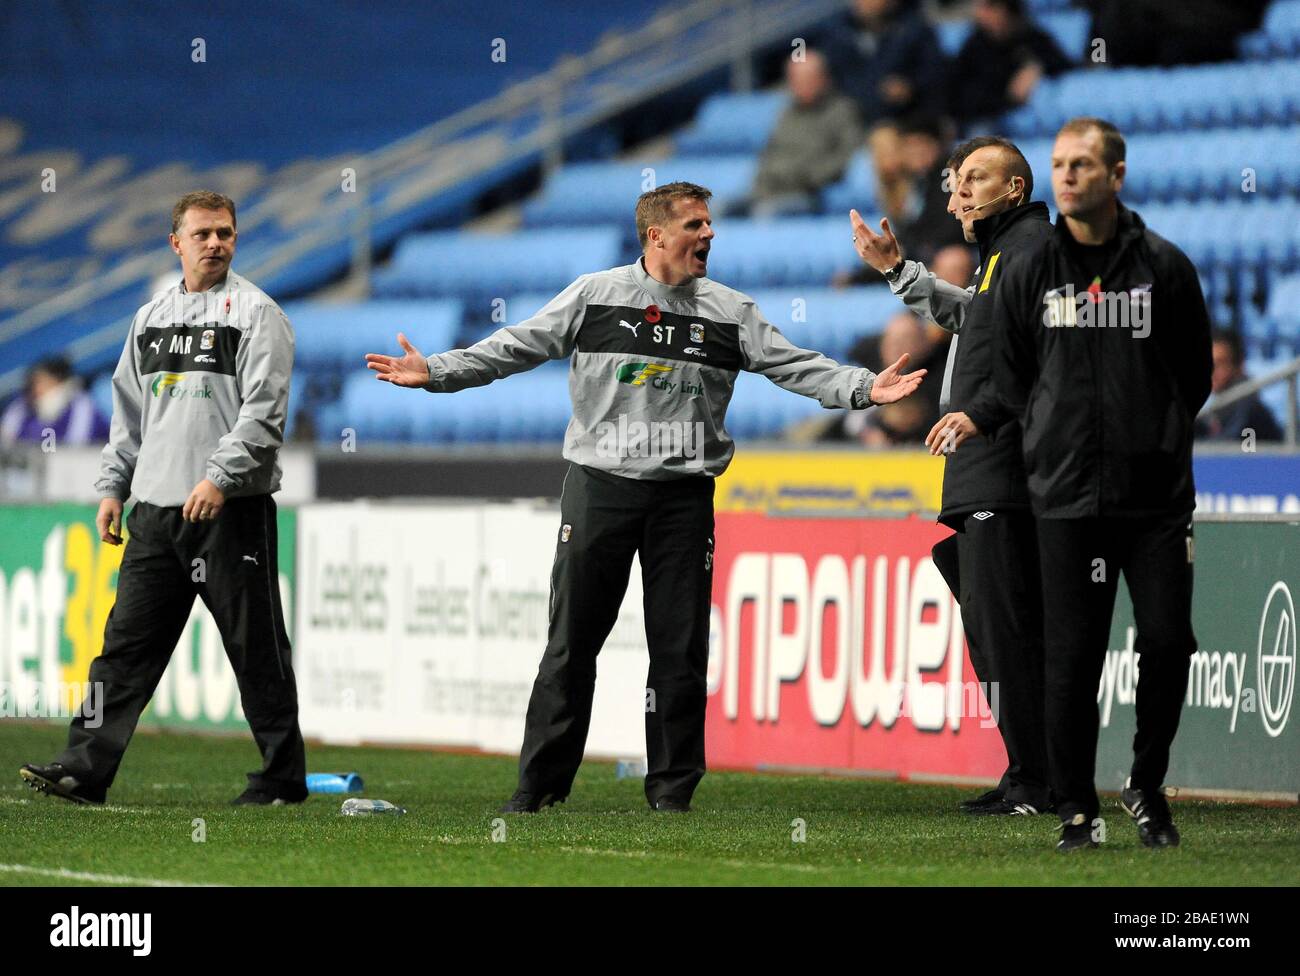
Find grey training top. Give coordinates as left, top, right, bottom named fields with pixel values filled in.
left=424, top=259, right=875, bottom=479
left=889, top=258, right=976, bottom=413
left=96, top=270, right=294, bottom=506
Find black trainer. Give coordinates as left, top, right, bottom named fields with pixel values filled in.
left=498, top=790, right=562, bottom=814
left=1056, top=813, right=1100, bottom=852
left=650, top=797, right=691, bottom=813
left=958, top=788, right=1004, bottom=813
left=19, top=763, right=104, bottom=805
left=968, top=797, right=1045, bottom=816
left=230, top=787, right=305, bottom=806
left=1121, top=779, right=1180, bottom=848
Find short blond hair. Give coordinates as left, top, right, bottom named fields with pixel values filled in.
left=635, top=181, right=712, bottom=249
left=1057, top=117, right=1126, bottom=169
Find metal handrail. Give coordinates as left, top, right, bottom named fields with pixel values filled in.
left=1197, top=353, right=1300, bottom=446
left=1, top=0, right=846, bottom=400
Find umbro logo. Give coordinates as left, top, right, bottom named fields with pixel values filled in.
left=619, top=320, right=640, bottom=338
left=972, top=511, right=994, bottom=520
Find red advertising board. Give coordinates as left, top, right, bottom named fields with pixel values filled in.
left=706, top=513, right=1007, bottom=780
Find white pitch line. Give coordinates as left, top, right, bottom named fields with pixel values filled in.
left=554, top=846, right=828, bottom=874
left=0, top=863, right=224, bottom=888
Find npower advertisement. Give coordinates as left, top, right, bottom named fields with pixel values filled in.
left=705, top=513, right=1006, bottom=780
left=705, top=513, right=1299, bottom=797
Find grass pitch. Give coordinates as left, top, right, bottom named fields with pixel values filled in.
left=1, top=722, right=1296, bottom=887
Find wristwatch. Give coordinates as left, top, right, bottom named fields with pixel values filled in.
left=882, top=258, right=906, bottom=284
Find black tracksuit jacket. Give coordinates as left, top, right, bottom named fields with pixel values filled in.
left=988, top=203, right=1213, bottom=518
left=939, top=201, right=1054, bottom=526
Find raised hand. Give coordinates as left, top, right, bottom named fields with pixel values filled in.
left=850, top=210, right=902, bottom=274
left=364, top=333, right=431, bottom=388
left=869, top=353, right=927, bottom=405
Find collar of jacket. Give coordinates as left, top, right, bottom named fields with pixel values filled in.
left=634, top=256, right=700, bottom=303
left=1052, top=199, right=1146, bottom=251
left=972, top=200, right=1050, bottom=262
left=179, top=271, right=231, bottom=295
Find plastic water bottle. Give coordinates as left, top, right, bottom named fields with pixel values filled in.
left=615, top=758, right=647, bottom=779
left=307, top=772, right=364, bottom=794
left=340, top=798, right=406, bottom=816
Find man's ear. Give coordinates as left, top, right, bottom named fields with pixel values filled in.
left=168, top=233, right=182, bottom=257
left=646, top=225, right=663, bottom=249
left=1111, top=160, right=1126, bottom=191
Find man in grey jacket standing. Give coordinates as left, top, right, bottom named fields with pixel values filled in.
left=20, top=191, right=307, bottom=806
left=366, top=182, right=926, bottom=813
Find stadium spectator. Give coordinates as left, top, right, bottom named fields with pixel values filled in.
left=815, top=0, right=948, bottom=125
left=1195, top=329, right=1283, bottom=443
left=1081, top=0, right=1270, bottom=66
left=948, top=0, right=1072, bottom=124
left=20, top=191, right=307, bottom=807
left=988, top=118, right=1212, bottom=851
left=364, top=182, right=926, bottom=813
left=750, top=50, right=863, bottom=217
left=852, top=135, right=1055, bottom=817
left=0, top=356, right=110, bottom=448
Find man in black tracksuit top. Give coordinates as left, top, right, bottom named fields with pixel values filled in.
left=854, top=136, right=1054, bottom=815
left=988, top=119, right=1212, bottom=851
left=366, top=182, right=927, bottom=813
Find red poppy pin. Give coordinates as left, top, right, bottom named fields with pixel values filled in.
left=645, top=304, right=661, bottom=324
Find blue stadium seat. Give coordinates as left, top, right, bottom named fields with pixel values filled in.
left=522, top=157, right=757, bottom=227
left=372, top=227, right=623, bottom=298
left=1002, top=60, right=1300, bottom=137
left=1037, top=10, right=1089, bottom=59
left=822, top=149, right=879, bottom=215
left=675, top=91, right=787, bottom=156
left=1264, top=273, right=1300, bottom=357
left=706, top=216, right=862, bottom=289
left=281, top=300, right=463, bottom=369
left=1240, top=0, right=1300, bottom=59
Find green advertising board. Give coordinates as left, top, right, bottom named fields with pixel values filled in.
left=0, top=502, right=296, bottom=734
left=1098, top=519, right=1299, bottom=799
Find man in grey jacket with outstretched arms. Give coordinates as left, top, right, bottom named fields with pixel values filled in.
left=20, top=191, right=308, bottom=807
left=366, top=181, right=926, bottom=814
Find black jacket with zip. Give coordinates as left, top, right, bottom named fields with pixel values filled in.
left=939, top=200, right=1054, bottom=526
left=988, top=202, right=1212, bottom=518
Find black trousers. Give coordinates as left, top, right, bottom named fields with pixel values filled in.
left=1036, top=512, right=1196, bottom=821
left=933, top=511, right=1050, bottom=809
left=517, top=464, right=715, bottom=806
left=57, top=496, right=307, bottom=799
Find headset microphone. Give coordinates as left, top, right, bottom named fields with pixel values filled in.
left=970, top=182, right=1022, bottom=212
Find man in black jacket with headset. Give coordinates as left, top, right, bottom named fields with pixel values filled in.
left=988, top=117, right=1212, bottom=851
left=852, top=135, right=1054, bottom=817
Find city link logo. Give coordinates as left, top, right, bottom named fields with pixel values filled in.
left=1041, top=278, right=1152, bottom=338
left=614, top=362, right=702, bottom=396
left=150, top=372, right=212, bottom=399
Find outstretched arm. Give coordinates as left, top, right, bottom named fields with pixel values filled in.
left=364, top=276, right=588, bottom=392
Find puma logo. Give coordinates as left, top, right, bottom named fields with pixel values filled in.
left=242, top=554, right=259, bottom=566
left=619, top=320, right=639, bottom=338
left=148, top=339, right=163, bottom=354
